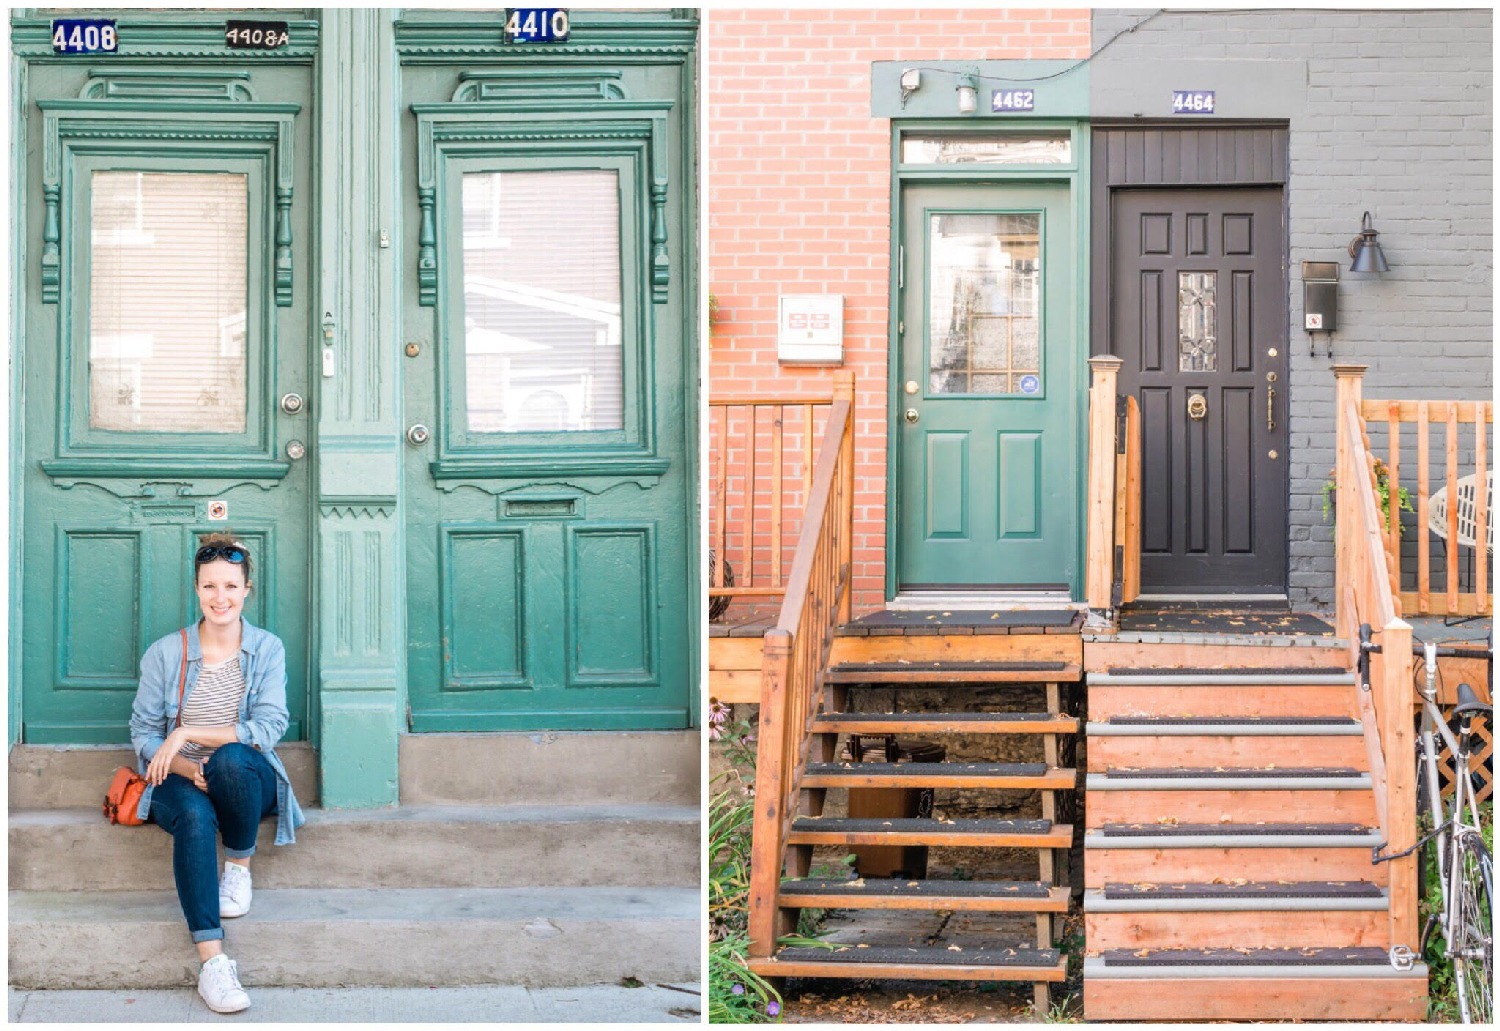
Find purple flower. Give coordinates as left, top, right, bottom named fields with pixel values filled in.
left=731, top=983, right=745, bottom=996
left=766, top=1001, right=781, bottom=1016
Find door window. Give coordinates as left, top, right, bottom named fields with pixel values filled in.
left=88, top=171, right=249, bottom=433
left=1177, top=271, right=1218, bottom=371
left=460, top=170, right=623, bottom=434
left=927, top=212, right=1042, bottom=395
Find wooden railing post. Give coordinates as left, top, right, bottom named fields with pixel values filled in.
left=1086, top=356, right=1124, bottom=612
left=834, top=371, right=855, bottom=626
left=1333, top=364, right=1368, bottom=642
left=748, top=629, right=792, bottom=959
left=1379, top=617, right=1418, bottom=951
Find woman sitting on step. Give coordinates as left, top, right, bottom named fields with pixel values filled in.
left=128, top=533, right=305, bottom=1015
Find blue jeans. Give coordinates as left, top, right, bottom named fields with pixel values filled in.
left=149, top=742, right=277, bottom=943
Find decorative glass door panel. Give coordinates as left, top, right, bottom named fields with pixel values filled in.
left=896, top=183, right=1079, bottom=592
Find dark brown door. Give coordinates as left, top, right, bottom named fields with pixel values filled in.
left=1112, top=187, right=1288, bottom=593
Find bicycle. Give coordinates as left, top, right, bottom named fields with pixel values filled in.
left=1359, top=625, right=1492, bottom=1023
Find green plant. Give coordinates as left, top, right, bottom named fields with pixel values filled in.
left=709, top=777, right=833, bottom=1022
left=1322, top=459, right=1415, bottom=533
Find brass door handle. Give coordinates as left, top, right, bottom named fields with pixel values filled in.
left=1187, top=393, right=1208, bottom=420
left=904, top=408, right=920, bottom=424
left=1268, top=387, right=1276, bottom=431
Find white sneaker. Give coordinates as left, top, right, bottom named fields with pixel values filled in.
left=197, top=954, right=250, bottom=1014
left=219, top=862, right=252, bottom=919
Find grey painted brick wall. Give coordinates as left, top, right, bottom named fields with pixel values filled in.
left=1094, top=8, right=1492, bottom=611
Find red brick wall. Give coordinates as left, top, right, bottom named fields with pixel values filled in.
left=707, top=9, right=1092, bottom=614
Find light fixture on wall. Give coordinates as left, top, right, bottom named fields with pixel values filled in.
left=955, top=72, right=978, bottom=115
left=899, top=68, right=921, bottom=107
left=1348, top=211, right=1390, bottom=273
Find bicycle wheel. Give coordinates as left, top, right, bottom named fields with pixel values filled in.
left=1451, top=830, right=1493, bottom=1024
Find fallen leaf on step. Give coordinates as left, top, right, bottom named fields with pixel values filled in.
left=1133, top=949, right=1151, bottom=958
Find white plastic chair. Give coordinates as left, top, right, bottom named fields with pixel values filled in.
left=1428, top=471, right=1494, bottom=554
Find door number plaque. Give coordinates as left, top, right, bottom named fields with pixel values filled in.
left=504, top=9, right=570, bottom=44
left=226, top=21, right=291, bottom=49
left=1172, top=90, right=1216, bottom=114
left=51, top=19, right=117, bottom=54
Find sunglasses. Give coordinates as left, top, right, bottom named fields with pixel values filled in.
left=195, top=544, right=249, bottom=565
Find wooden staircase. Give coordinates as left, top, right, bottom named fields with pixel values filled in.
left=1081, top=654, right=1429, bottom=1021
left=747, top=628, right=1084, bottom=1011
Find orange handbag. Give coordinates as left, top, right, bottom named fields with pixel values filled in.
left=104, top=629, right=187, bottom=825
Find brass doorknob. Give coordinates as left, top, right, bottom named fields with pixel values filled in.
left=904, top=408, right=920, bottom=424
left=1187, top=393, right=1208, bottom=421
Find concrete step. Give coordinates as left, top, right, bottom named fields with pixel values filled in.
left=10, top=803, right=698, bottom=892
left=399, top=731, right=698, bottom=806
left=9, top=743, right=319, bottom=809
left=9, top=886, right=700, bottom=989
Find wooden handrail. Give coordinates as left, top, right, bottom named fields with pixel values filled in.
left=747, top=372, right=855, bottom=958
left=1333, top=364, right=1418, bottom=955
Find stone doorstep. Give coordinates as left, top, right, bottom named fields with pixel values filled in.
left=9, top=804, right=700, bottom=892
left=8, top=886, right=701, bottom=990
left=9, top=729, right=701, bottom=809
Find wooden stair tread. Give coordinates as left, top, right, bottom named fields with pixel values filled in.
left=1097, top=821, right=1371, bottom=837
left=1101, top=880, right=1383, bottom=900
left=750, top=945, right=1067, bottom=981
left=779, top=878, right=1069, bottom=912
left=804, top=762, right=1075, bottom=789
left=1096, top=946, right=1393, bottom=967
left=789, top=816, right=1071, bottom=848
left=815, top=712, right=1079, bottom=734
left=1103, top=766, right=1363, bottom=779
left=829, top=660, right=1082, bottom=684
left=1103, top=715, right=1358, bottom=727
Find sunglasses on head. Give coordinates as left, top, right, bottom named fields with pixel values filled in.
left=195, top=544, right=248, bottom=565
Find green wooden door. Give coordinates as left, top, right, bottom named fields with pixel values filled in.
left=895, top=182, right=1079, bottom=592
left=400, top=58, right=695, bottom=731
left=18, top=59, right=314, bottom=742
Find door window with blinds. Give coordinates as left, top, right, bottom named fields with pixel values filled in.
left=460, top=170, right=623, bottom=434
left=63, top=154, right=270, bottom=456
left=88, top=171, right=250, bottom=433
left=440, top=154, right=645, bottom=458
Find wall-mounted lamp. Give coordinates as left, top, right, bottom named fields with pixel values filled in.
left=1348, top=211, right=1390, bottom=273
left=955, top=72, right=978, bottom=115
left=899, top=68, right=921, bottom=107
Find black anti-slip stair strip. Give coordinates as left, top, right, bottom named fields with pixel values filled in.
left=808, top=762, right=1048, bottom=777
left=1105, top=666, right=1342, bottom=677
left=793, top=817, right=1052, bottom=834
left=1106, top=716, right=1358, bottom=727
left=1103, top=767, right=1362, bottom=779
left=819, top=711, right=1059, bottom=722
left=833, top=661, right=1070, bottom=673
left=776, top=945, right=1060, bottom=967
left=1100, top=947, right=1391, bottom=968
left=783, top=878, right=1050, bottom=899
left=1103, top=881, right=1384, bottom=900
left=1099, top=822, right=1370, bottom=837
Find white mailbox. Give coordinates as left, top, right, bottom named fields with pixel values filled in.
left=777, top=293, right=844, bottom=365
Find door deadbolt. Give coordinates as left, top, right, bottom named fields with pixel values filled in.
left=406, top=424, right=430, bottom=446
left=904, top=380, right=920, bottom=395
left=904, top=408, right=920, bottom=424
left=405, top=342, right=422, bottom=358
left=1187, top=393, right=1208, bottom=421
left=280, top=392, right=305, bottom=415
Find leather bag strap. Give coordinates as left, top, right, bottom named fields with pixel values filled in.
left=175, top=627, right=188, bottom=728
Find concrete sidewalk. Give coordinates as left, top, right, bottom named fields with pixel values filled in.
left=8, top=983, right=702, bottom=1023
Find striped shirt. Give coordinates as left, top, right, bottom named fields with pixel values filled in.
left=179, top=656, right=246, bottom=764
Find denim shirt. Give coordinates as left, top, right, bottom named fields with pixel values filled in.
left=128, top=619, right=305, bottom=846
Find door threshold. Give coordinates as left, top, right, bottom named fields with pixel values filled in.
left=1133, top=593, right=1290, bottom=605
left=889, top=590, right=1081, bottom=612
